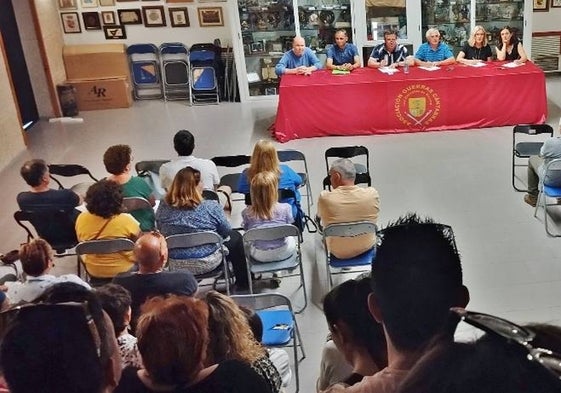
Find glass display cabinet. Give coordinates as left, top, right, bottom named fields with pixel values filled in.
left=475, top=0, right=524, bottom=47
left=421, top=0, right=472, bottom=56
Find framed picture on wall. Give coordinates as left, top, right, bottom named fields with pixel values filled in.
left=197, top=7, right=223, bottom=27
left=533, top=0, right=549, bottom=11
left=99, top=0, right=115, bottom=6
left=142, top=6, right=167, bottom=27
left=169, top=7, right=189, bottom=27
left=61, top=12, right=82, bottom=33
left=552, top=0, right=561, bottom=8
left=118, top=9, right=143, bottom=24
left=58, top=0, right=78, bottom=10
left=82, top=12, right=102, bottom=30
left=101, top=11, right=116, bottom=25
left=81, top=0, right=99, bottom=8
left=104, top=25, right=127, bottom=39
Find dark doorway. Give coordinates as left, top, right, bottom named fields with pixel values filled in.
left=0, top=0, right=39, bottom=130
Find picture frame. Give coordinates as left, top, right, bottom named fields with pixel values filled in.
left=81, top=0, right=99, bottom=8
left=533, top=0, right=549, bottom=11
left=99, top=0, right=115, bottom=6
left=197, top=7, right=223, bottom=27
left=61, top=12, right=82, bottom=33
left=103, top=25, right=127, bottom=39
left=58, top=0, right=77, bottom=10
left=118, top=9, right=143, bottom=25
left=169, top=8, right=190, bottom=27
left=82, top=12, right=102, bottom=30
left=101, top=11, right=116, bottom=25
left=142, top=6, right=167, bottom=27
left=552, top=0, right=561, bottom=8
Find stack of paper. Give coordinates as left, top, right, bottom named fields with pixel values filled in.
left=418, top=65, right=440, bottom=71
left=502, top=61, right=524, bottom=69
left=378, top=66, right=399, bottom=75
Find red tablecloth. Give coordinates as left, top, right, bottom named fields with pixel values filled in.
left=272, top=62, right=547, bottom=142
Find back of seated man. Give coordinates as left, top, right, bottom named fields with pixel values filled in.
left=159, top=129, right=220, bottom=192
left=113, top=231, right=198, bottom=329
left=317, top=158, right=379, bottom=259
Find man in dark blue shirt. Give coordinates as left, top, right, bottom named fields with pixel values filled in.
left=326, top=30, right=360, bottom=71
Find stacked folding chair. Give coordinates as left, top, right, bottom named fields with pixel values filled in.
left=127, top=43, right=163, bottom=100
left=159, top=42, right=190, bottom=101
left=189, top=43, right=220, bottom=105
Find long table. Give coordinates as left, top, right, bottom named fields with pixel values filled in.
left=272, top=62, right=547, bottom=142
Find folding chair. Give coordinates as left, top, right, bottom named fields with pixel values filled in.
left=159, top=42, right=190, bottom=101
left=323, top=146, right=371, bottom=190
left=242, top=225, right=307, bottom=313
left=323, top=221, right=377, bottom=290
left=122, top=197, right=155, bottom=231
left=189, top=43, right=220, bottom=105
left=512, top=124, right=554, bottom=192
left=127, top=43, right=163, bottom=100
left=48, top=163, right=98, bottom=196
left=165, top=232, right=231, bottom=295
left=231, top=293, right=306, bottom=393
left=211, top=155, right=251, bottom=202
left=135, top=160, right=170, bottom=200
left=202, top=189, right=220, bottom=202
left=534, top=158, right=561, bottom=236
left=277, top=150, right=312, bottom=214
left=75, top=238, right=135, bottom=286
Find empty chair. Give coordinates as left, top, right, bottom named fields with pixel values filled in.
left=242, top=225, right=307, bottom=312
left=211, top=155, right=251, bottom=202
left=534, top=158, right=561, bottom=236
left=231, top=293, right=306, bottom=393
left=159, top=42, right=190, bottom=101
left=323, top=221, right=377, bottom=290
left=277, top=150, right=313, bottom=214
left=165, top=231, right=231, bottom=295
left=324, top=146, right=371, bottom=190
left=48, top=163, right=98, bottom=196
left=189, top=43, right=220, bottom=105
left=512, top=124, right=554, bottom=192
left=127, top=43, right=163, bottom=100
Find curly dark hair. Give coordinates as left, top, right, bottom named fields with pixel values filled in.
left=85, top=179, right=123, bottom=218
left=96, top=283, right=132, bottom=335
left=103, top=144, right=132, bottom=175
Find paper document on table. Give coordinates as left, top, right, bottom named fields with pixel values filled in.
left=502, top=61, right=524, bottom=68
left=378, top=66, right=399, bottom=75
left=419, top=66, right=440, bottom=71
left=468, top=62, right=487, bottom=67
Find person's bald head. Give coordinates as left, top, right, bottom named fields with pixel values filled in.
left=134, top=232, right=168, bottom=273
left=292, top=36, right=306, bottom=57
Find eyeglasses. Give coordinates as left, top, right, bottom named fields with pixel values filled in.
left=0, top=301, right=102, bottom=359
left=450, top=307, right=561, bottom=379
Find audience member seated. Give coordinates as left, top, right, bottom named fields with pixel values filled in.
left=242, top=171, right=295, bottom=262
left=524, top=135, right=561, bottom=207
left=317, top=158, right=379, bottom=259
left=97, top=283, right=143, bottom=368
left=75, top=179, right=141, bottom=280
left=317, top=276, right=387, bottom=391
left=323, top=213, right=470, bottom=393
left=496, top=26, right=528, bottom=63
left=103, top=144, right=156, bottom=232
left=3, top=238, right=89, bottom=304
left=397, top=312, right=561, bottom=393
left=114, top=295, right=270, bottom=393
left=113, top=231, right=198, bottom=329
left=242, top=305, right=293, bottom=388
left=414, top=28, right=455, bottom=68
left=156, top=167, right=249, bottom=290
left=159, top=129, right=220, bottom=192
left=238, top=140, right=302, bottom=221
left=204, top=290, right=282, bottom=393
left=0, top=282, right=122, bottom=393
left=456, top=25, right=493, bottom=64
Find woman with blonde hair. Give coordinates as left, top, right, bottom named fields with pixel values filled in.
left=242, top=171, right=295, bottom=262
left=237, top=140, right=302, bottom=219
left=156, top=167, right=249, bottom=290
left=456, top=25, right=493, bottom=64
left=204, top=290, right=282, bottom=393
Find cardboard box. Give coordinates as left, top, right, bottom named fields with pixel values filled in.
left=63, top=44, right=129, bottom=80
left=68, top=77, right=132, bottom=111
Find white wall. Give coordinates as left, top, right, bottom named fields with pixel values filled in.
left=532, top=8, right=561, bottom=32
left=61, top=0, right=232, bottom=48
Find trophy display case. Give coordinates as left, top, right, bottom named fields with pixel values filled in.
left=475, top=0, right=524, bottom=47
left=421, top=0, right=472, bottom=56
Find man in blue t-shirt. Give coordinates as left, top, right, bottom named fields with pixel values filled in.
left=275, top=36, right=322, bottom=76
left=326, top=30, right=360, bottom=71
left=414, top=28, right=455, bottom=68
left=368, top=30, right=409, bottom=69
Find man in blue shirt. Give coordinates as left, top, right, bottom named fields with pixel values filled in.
left=326, top=30, right=360, bottom=71
left=414, top=28, right=455, bottom=68
left=275, top=36, right=322, bottom=76
left=368, top=30, right=409, bottom=69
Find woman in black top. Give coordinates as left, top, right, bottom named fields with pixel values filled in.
left=456, top=25, right=493, bottom=65
left=496, top=26, right=528, bottom=63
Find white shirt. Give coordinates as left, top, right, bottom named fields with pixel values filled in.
left=6, top=274, right=91, bottom=304
left=159, top=155, right=220, bottom=191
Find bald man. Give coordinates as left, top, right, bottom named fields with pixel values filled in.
left=275, top=36, right=322, bottom=76
left=113, top=232, right=198, bottom=330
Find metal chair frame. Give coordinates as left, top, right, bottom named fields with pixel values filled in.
left=159, top=42, right=190, bottom=101
left=48, top=164, right=98, bottom=195
left=75, top=238, right=135, bottom=285
left=127, top=43, right=163, bottom=100
left=211, top=155, right=251, bottom=202
left=189, top=44, right=220, bottom=105
left=323, top=146, right=372, bottom=190
left=277, top=149, right=313, bottom=215
left=534, top=158, right=561, bottom=236
left=512, top=124, right=554, bottom=192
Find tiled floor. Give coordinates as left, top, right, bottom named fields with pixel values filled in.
left=1, top=74, right=561, bottom=392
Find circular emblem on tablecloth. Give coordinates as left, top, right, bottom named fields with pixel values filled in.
left=394, top=84, right=440, bottom=128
